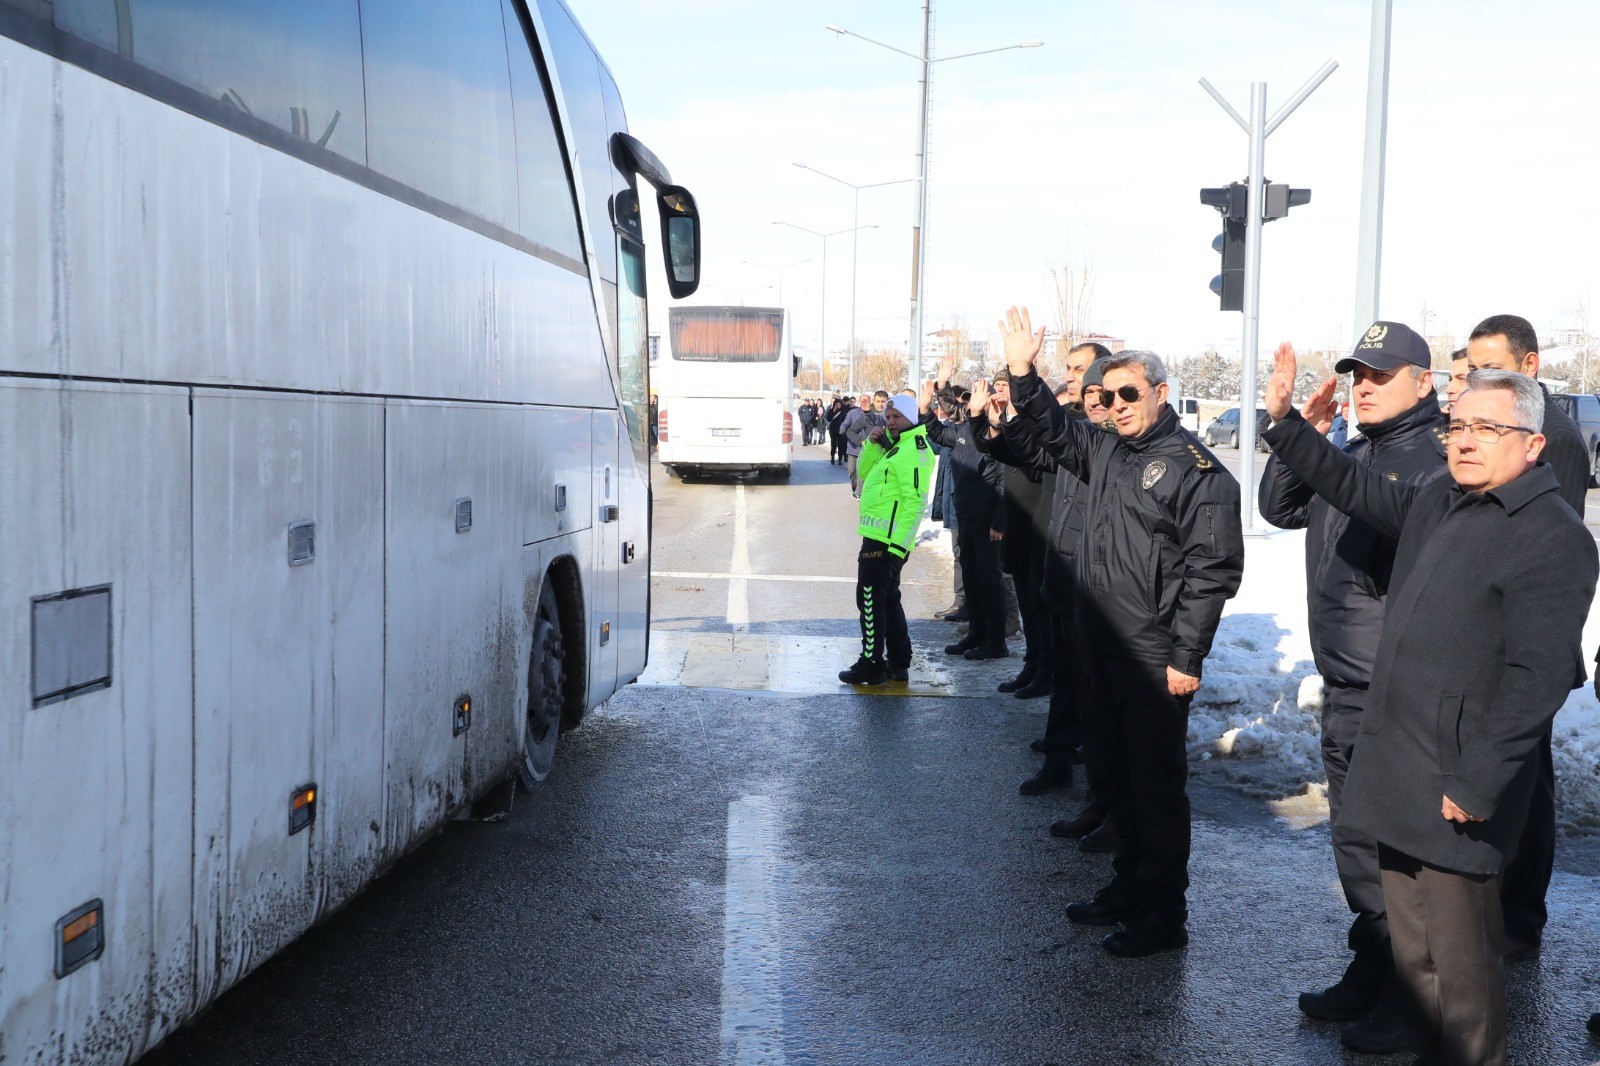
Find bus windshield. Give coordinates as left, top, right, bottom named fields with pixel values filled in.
left=670, top=307, right=782, bottom=362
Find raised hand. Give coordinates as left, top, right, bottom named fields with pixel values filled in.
left=937, top=353, right=958, bottom=387
left=1264, top=341, right=1298, bottom=422
left=968, top=378, right=992, bottom=420
left=999, top=306, right=1045, bottom=376
left=1300, top=377, right=1339, bottom=435
left=918, top=377, right=937, bottom=414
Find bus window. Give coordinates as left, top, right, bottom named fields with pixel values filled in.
left=501, top=0, right=584, bottom=265
left=536, top=0, right=615, bottom=282
left=618, top=235, right=649, bottom=451
left=670, top=308, right=784, bottom=363
left=55, top=0, right=367, bottom=161
left=361, top=0, right=520, bottom=231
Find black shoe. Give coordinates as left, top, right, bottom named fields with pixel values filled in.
left=998, top=664, right=1037, bottom=693
left=940, top=608, right=969, bottom=622
left=1340, top=1006, right=1410, bottom=1055
left=963, top=642, right=1009, bottom=661
left=1019, top=757, right=1074, bottom=796
left=944, top=635, right=981, bottom=656
left=1030, top=737, right=1049, bottom=754
left=1103, top=917, right=1188, bottom=958
left=885, top=664, right=909, bottom=682
left=1588, top=1012, right=1600, bottom=1036
left=1066, top=887, right=1138, bottom=927
left=838, top=658, right=886, bottom=685
left=1014, top=676, right=1053, bottom=700
left=1503, top=935, right=1541, bottom=963
left=1298, top=952, right=1388, bottom=1022
left=1050, top=806, right=1105, bottom=839
left=1079, top=817, right=1120, bottom=853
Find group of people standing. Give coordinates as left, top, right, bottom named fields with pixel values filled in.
left=836, top=306, right=1597, bottom=1065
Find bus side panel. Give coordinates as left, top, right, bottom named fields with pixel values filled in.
left=384, top=403, right=524, bottom=846
left=523, top=407, right=593, bottom=546
left=615, top=433, right=650, bottom=682
left=0, top=380, right=193, bottom=1062
left=191, top=393, right=385, bottom=1003
left=0, top=40, right=53, bottom=369
left=587, top=413, right=620, bottom=704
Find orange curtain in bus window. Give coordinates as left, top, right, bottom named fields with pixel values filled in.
left=670, top=311, right=782, bottom=361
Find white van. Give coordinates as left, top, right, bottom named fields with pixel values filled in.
left=656, top=306, right=797, bottom=479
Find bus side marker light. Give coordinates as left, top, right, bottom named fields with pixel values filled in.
left=290, top=785, right=317, bottom=835
left=454, top=695, right=472, bottom=736
left=55, top=900, right=104, bottom=978
left=554, top=484, right=567, bottom=512
left=600, top=621, right=611, bottom=646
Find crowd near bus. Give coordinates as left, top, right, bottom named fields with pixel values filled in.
left=0, top=0, right=700, bottom=1058
left=834, top=306, right=1599, bottom=1066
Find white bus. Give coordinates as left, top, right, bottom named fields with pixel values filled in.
left=0, top=0, right=699, bottom=1059
left=656, top=305, right=798, bottom=479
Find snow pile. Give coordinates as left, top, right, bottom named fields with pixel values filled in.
left=1190, top=522, right=1600, bottom=831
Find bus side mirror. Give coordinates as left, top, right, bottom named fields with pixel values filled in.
left=793, top=356, right=801, bottom=378
left=657, top=185, right=700, bottom=299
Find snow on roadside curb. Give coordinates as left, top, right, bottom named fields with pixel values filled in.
left=1192, top=522, right=1600, bottom=833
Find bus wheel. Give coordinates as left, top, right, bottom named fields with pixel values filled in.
left=518, top=580, right=565, bottom=788
left=768, top=466, right=792, bottom=481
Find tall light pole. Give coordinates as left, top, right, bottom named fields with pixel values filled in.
left=793, top=164, right=918, bottom=392
left=1353, top=0, right=1393, bottom=339
left=740, top=257, right=813, bottom=307
left=825, top=8, right=1041, bottom=385
left=773, top=220, right=878, bottom=391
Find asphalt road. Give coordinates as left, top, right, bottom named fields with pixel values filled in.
left=143, top=444, right=1600, bottom=1065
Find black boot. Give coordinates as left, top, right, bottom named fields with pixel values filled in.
left=998, top=662, right=1037, bottom=693
left=1019, top=756, right=1074, bottom=796
left=1014, top=675, right=1053, bottom=699
left=1588, top=1013, right=1600, bottom=1037
left=1103, top=914, right=1188, bottom=958
left=1339, top=996, right=1410, bottom=1055
left=837, top=657, right=887, bottom=685
left=944, top=634, right=982, bottom=656
left=963, top=642, right=1009, bottom=661
left=1066, top=885, right=1138, bottom=926
left=1030, top=737, right=1049, bottom=754
left=1298, top=951, right=1388, bottom=1021
left=1050, top=805, right=1105, bottom=839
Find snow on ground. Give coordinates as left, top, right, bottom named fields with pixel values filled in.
left=1194, top=524, right=1600, bottom=834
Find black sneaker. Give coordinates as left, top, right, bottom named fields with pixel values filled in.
left=838, top=658, right=887, bottom=685
left=963, top=642, right=1009, bottom=661
left=885, top=664, right=909, bottom=682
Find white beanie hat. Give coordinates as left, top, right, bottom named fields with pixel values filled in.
left=890, top=394, right=919, bottom=424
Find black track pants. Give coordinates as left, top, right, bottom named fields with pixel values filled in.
left=856, top=538, right=910, bottom=666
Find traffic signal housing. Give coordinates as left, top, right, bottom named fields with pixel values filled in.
left=1200, top=181, right=1311, bottom=311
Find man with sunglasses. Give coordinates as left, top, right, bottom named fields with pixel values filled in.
left=1261, top=348, right=1597, bottom=1066
left=999, top=307, right=1245, bottom=958
left=1258, top=321, right=1448, bottom=1055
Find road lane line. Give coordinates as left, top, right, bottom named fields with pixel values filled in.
left=721, top=796, right=786, bottom=1066
left=658, top=570, right=855, bottom=584
left=727, top=482, right=751, bottom=631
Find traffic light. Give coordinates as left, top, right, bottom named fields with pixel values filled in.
left=1200, top=181, right=1311, bottom=311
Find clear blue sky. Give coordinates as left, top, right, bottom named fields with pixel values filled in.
left=575, top=0, right=1600, bottom=364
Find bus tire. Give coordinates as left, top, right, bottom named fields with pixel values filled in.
left=768, top=465, right=791, bottom=481
left=518, top=578, right=566, bottom=788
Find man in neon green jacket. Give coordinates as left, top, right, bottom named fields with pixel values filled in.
left=840, top=391, right=938, bottom=685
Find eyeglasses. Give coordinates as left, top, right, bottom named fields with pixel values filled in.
left=1444, top=420, right=1535, bottom=444
left=1103, top=384, right=1153, bottom=407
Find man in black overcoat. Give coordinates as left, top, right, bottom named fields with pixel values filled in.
left=1261, top=347, right=1598, bottom=1066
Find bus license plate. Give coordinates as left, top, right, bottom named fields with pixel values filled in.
left=711, top=428, right=741, bottom=437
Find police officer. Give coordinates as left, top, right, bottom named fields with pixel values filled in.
left=1000, top=307, right=1245, bottom=957
left=838, top=393, right=936, bottom=686
left=1259, top=320, right=1447, bottom=1055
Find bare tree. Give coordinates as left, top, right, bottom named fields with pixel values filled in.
left=1041, top=256, right=1096, bottom=382
left=1173, top=350, right=1239, bottom=400
left=853, top=347, right=909, bottom=394
left=1552, top=295, right=1600, bottom=394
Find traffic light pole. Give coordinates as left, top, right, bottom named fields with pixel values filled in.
left=1199, top=60, right=1337, bottom=534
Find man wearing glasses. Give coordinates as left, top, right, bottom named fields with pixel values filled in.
left=1258, top=321, right=1447, bottom=1055
left=1261, top=349, right=1597, bottom=1066
left=999, top=307, right=1245, bottom=958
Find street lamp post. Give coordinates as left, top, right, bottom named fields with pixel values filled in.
left=773, top=220, right=878, bottom=392
left=825, top=5, right=1041, bottom=384
left=793, top=163, right=918, bottom=394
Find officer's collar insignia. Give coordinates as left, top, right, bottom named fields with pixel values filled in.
left=1142, top=460, right=1168, bottom=490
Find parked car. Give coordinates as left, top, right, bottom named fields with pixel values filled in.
left=1547, top=392, right=1600, bottom=487
left=1202, top=407, right=1271, bottom=452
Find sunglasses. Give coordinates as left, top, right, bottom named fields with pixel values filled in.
left=1102, top=384, right=1153, bottom=406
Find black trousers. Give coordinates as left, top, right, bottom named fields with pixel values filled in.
left=1322, top=682, right=1390, bottom=958
left=1085, top=656, right=1192, bottom=921
left=955, top=524, right=1005, bottom=644
left=855, top=539, right=909, bottom=666
left=829, top=430, right=846, bottom=463
left=1499, top=726, right=1554, bottom=944
left=1042, top=610, right=1082, bottom=754
left=1010, top=559, right=1049, bottom=667
left=1379, top=844, right=1506, bottom=1066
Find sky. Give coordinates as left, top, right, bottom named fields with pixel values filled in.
left=573, top=0, right=1600, bottom=368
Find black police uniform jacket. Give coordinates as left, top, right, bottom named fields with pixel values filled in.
left=921, top=411, right=1006, bottom=533
left=1258, top=396, right=1448, bottom=688
left=1263, top=408, right=1598, bottom=875
left=969, top=408, right=1060, bottom=579
left=1010, top=370, right=1245, bottom=677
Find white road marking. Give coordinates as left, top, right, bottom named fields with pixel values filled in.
left=720, top=796, right=786, bottom=1066
left=727, top=482, right=751, bottom=630
left=658, top=570, right=855, bottom=585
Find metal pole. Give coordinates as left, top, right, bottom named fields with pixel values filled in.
left=1238, top=82, right=1267, bottom=534
left=1353, top=0, right=1392, bottom=339
left=849, top=187, right=860, bottom=393
left=908, top=0, right=933, bottom=384
left=821, top=240, right=830, bottom=393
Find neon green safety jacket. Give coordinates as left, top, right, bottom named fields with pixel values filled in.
left=856, top=423, right=936, bottom=558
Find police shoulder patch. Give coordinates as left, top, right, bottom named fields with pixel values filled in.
left=1184, top=441, right=1215, bottom=470
left=916, top=435, right=928, bottom=449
